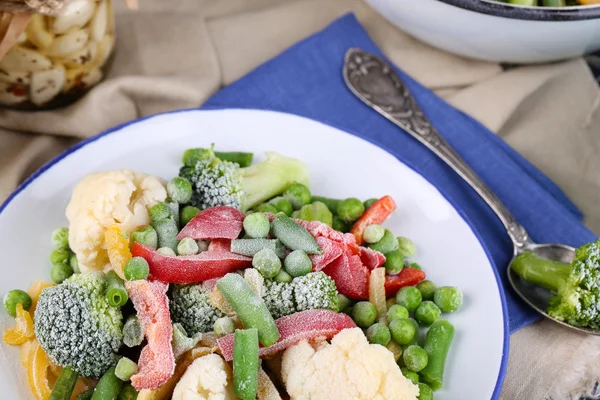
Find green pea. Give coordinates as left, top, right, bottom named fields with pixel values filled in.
left=69, top=254, right=80, bottom=274
left=434, top=286, right=463, bottom=313
left=310, top=196, right=341, bottom=214
left=337, top=294, right=352, bottom=312
left=243, top=213, right=271, bottom=239
left=177, top=237, right=199, bottom=256
left=51, top=227, right=70, bottom=249
left=254, top=203, right=279, bottom=214
left=337, top=198, right=365, bottom=223
left=284, top=250, right=312, bottom=277
left=401, top=367, right=420, bottom=385
left=397, top=236, right=416, bottom=257
left=50, top=248, right=70, bottom=265
left=51, top=262, right=73, bottom=284
left=366, top=323, right=391, bottom=346
left=384, top=250, right=405, bottom=275
left=157, top=247, right=176, bottom=257
left=416, top=280, right=437, bottom=301
left=403, top=345, right=428, bottom=372
left=167, top=177, right=193, bottom=204
left=268, top=196, right=293, bottom=216
left=180, top=205, right=200, bottom=227
left=403, top=318, right=420, bottom=347
left=352, top=301, right=377, bottom=328
left=417, top=383, right=434, bottom=400
left=283, top=183, right=312, bottom=210
left=408, top=262, right=422, bottom=270
left=363, top=224, right=385, bottom=244
left=387, top=304, right=409, bottom=322
left=363, top=198, right=378, bottom=209
left=415, top=301, right=441, bottom=327
left=4, top=289, right=32, bottom=317
left=396, top=286, right=422, bottom=311
left=124, top=257, right=150, bottom=281
left=389, top=318, right=416, bottom=345
left=274, top=269, right=293, bottom=284
left=369, top=229, right=399, bottom=254
left=332, top=216, right=349, bottom=233
left=214, top=316, right=235, bottom=337
left=252, top=248, right=281, bottom=278
left=131, top=226, right=158, bottom=249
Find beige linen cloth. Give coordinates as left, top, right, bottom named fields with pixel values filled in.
left=0, top=0, right=599, bottom=398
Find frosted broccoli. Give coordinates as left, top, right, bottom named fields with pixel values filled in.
left=169, top=284, right=224, bottom=335
left=33, top=272, right=123, bottom=378
left=180, top=147, right=310, bottom=211
left=262, top=272, right=339, bottom=319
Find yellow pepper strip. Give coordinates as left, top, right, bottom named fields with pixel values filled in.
left=369, top=267, right=388, bottom=325
left=4, top=304, right=35, bottom=345
left=20, top=339, right=34, bottom=367
left=105, top=225, right=132, bottom=279
left=578, top=0, right=600, bottom=4
left=27, top=339, right=53, bottom=400
left=27, top=281, right=55, bottom=314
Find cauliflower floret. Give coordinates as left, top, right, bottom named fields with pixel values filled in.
left=281, top=328, right=419, bottom=400
left=66, top=170, right=167, bottom=272
left=172, top=353, right=236, bottom=400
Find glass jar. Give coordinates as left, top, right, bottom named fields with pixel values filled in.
left=0, top=0, right=115, bottom=109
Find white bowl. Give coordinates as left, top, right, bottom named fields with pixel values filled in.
left=367, top=0, right=600, bottom=63
left=0, top=109, right=508, bottom=399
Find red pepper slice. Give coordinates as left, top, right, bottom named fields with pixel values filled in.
left=217, top=309, right=356, bottom=361
left=350, top=196, right=397, bottom=245
left=177, top=206, right=245, bottom=241
left=384, top=267, right=426, bottom=297
left=359, top=247, right=386, bottom=270
left=131, top=242, right=251, bottom=284
left=322, top=250, right=370, bottom=300
left=309, top=236, right=344, bottom=271
left=126, top=280, right=174, bottom=390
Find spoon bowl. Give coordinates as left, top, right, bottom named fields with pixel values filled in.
left=343, top=48, right=599, bottom=335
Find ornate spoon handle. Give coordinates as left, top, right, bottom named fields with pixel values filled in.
left=343, top=48, right=531, bottom=251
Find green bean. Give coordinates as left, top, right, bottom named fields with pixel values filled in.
left=417, top=383, right=434, bottom=400
left=283, top=183, right=311, bottom=210
left=243, top=213, right=271, bottom=239
left=284, top=250, right=312, bottom=277
left=271, top=213, right=321, bottom=254
left=252, top=248, right=282, bottom=278
left=231, top=239, right=285, bottom=258
left=51, top=227, right=70, bottom=249
left=131, top=226, right=158, bottom=249
left=106, top=271, right=128, bottom=307
left=91, top=367, right=123, bottom=400
left=123, top=315, right=144, bottom=348
left=311, top=196, right=341, bottom=214
left=77, top=388, right=95, bottom=400
left=180, top=205, right=200, bottom=227
left=49, top=366, right=78, bottom=400
left=117, top=384, right=138, bottom=400
left=150, top=203, right=179, bottom=251
left=337, top=198, right=364, bottom=223
left=115, top=357, right=138, bottom=381
left=215, top=151, right=254, bottom=168
left=167, top=177, right=193, bottom=204
left=233, top=328, right=259, bottom=400
left=217, top=274, right=280, bottom=346
left=4, top=289, right=32, bottom=317
left=420, top=320, right=455, bottom=391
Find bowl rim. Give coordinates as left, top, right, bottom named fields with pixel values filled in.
left=436, top=0, right=600, bottom=21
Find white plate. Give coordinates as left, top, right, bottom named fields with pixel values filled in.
left=0, top=109, right=508, bottom=399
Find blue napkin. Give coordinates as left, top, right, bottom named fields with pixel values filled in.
left=204, top=13, right=596, bottom=333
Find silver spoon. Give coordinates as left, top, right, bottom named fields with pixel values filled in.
left=343, top=48, right=595, bottom=335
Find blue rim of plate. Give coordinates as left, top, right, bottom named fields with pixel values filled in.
left=437, top=0, right=600, bottom=21
left=0, top=108, right=509, bottom=399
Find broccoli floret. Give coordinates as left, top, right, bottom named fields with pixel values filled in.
left=33, top=272, right=123, bottom=378
left=179, top=147, right=243, bottom=210
left=180, top=147, right=310, bottom=211
left=262, top=272, right=339, bottom=319
left=169, top=284, right=223, bottom=335
left=511, top=239, right=600, bottom=329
